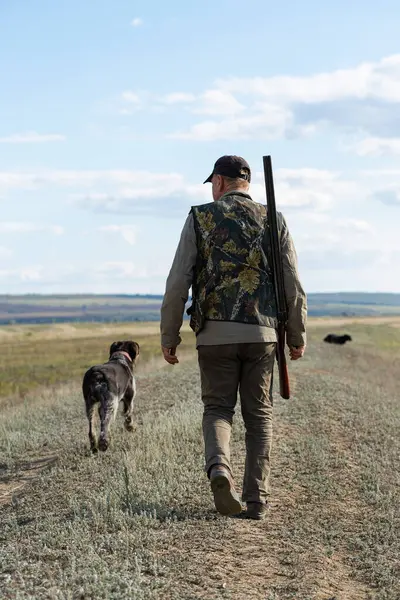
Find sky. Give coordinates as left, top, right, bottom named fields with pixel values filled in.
left=1, top=0, right=400, bottom=295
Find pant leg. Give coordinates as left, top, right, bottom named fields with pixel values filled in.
left=197, top=344, right=241, bottom=477
left=238, top=342, right=276, bottom=503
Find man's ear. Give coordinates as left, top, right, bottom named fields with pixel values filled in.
left=109, top=341, right=123, bottom=356
left=215, top=174, right=224, bottom=192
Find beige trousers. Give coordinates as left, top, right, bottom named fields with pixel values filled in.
left=198, top=342, right=276, bottom=504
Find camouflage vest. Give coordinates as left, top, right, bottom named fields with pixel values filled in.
left=187, top=192, right=277, bottom=334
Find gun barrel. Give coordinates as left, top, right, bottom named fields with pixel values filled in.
left=263, top=156, right=287, bottom=321
left=263, top=155, right=290, bottom=400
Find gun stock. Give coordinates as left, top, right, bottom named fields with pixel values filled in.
left=263, top=155, right=291, bottom=400
left=276, top=322, right=290, bottom=400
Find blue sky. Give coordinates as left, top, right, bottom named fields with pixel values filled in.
left=1, top=0, right=400, bottom=294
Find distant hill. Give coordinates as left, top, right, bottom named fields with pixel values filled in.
left=0, top=293, right=399, bottom=325
left=306, top=292, right=400, bottom=317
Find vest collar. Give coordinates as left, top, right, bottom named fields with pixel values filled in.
left=219, top=190, right=253, bottom=201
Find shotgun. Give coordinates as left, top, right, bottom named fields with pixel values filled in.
left=263, top=155, right=290, bottom=400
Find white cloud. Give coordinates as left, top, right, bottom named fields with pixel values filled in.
left=165, top=54, right=400, bottom=142
left=131, top=18, right=143, bottom=27
left=0, top=169, right=186, bottom=195
left=336, top=218, right=375, bottom=233
left=68, top=171, right=210, bottom=215
left=350, top=137, right=400, bottom=156
left=121, top=53, right=400, bottom=144
left=371, top=189, right=400, bottom=206
left=94, top=261, right=151, bottom=280
left=0, top=222, right=63, bottom=235
left=280, top=210, right=396, bottom=293
left=0, top=246, right=12, bottom=259
left=162, top=93, right=196, bottom=104
left=0, top=164, right=394, bottom=219
left=192, top=90, right=245, bottom=116
left=123, top=89, right=243, bottom=118
left=217, top=54, right=400, bottom=103
left=251, top=168, right=360, bottom=212
left=0, top=165, right=399, bottom=224
left=294, top=215, right=375, bottom=251
left=70, top=167, right=362, bottom=215
left=20, top=267, right=44, bottom=281
left=99, top=225, right=137, bottom=245
left=171, top=106, right=292, bottom=141
left=0, top=132, right=65, bottom=144
left=0, top=222, right=37, bottom=233
left=0, top=266, right=44, bottom=282
left=121, top=91, right=141, bottom=104
left=0, top=260, right=169, bottom=293
left=119, top=91, right=143, bottom=114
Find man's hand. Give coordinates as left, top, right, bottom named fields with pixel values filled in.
left=161, top=346, right=179, bottom=365
left=289, top=345, right=305, bottom=360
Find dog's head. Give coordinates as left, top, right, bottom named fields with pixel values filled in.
left=109, top=340, right=140, bottom=362
left=343, top=334, right=352, bottom=342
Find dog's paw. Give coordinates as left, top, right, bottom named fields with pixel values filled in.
left=98, top=438, right=109, bottom=452
left=124, top=419, right=134, bottom=432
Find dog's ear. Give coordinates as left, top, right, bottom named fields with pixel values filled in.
left=110, top=341, right=123, bottom=356
left=127, top=341, right=140, bottom=361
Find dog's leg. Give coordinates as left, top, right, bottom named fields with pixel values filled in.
left=123, top=379, right=136, bottom=432
left=86, top=400, right=98, bottom=453
left=122, top=391, right=135, bottom=432
left=98, top=392, right=118, bottom=452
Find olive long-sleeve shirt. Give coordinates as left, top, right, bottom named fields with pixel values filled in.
left=160, top=201, right=307, bottom=349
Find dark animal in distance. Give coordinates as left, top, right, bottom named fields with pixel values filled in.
left=82, top=340, right=140, bottom=453
left=324, top=334, right=352, bottom=345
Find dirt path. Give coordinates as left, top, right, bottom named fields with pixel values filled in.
left=0, top=455, right=58, bottom=507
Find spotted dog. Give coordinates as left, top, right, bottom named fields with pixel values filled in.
left=82, top=340, right=140, bottom=453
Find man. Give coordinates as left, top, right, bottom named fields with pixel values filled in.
left=160, top=155, right=307, bottom=520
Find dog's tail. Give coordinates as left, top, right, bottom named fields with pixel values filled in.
left=93, top=381, right=109, bottom=403
left=92, top=375, right=118, bottom=427
left=92, top=374, right=109, bottom=406
left=88, top=371, right=105, bottom=396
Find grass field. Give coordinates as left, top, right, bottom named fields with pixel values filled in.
left=1, top=318, right=399, bottom=599
left=0, top=322, right=193, bottom=399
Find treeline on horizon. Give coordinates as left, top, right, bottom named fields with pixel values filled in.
left=0, top=292, right=399, bottom=325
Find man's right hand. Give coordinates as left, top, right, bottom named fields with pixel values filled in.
left=161, top=346, right=179, bottom=365
left=289, top=346, right=305, bottom=360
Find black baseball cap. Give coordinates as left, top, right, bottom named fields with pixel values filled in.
left=203, top=155, right=251, bottom=184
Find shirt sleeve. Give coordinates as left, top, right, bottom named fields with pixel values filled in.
left=160, top=212, right=197, bottom=348
left=279, top=214, right=308, bottom=347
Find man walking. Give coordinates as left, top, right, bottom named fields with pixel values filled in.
left=160, top=155, right=307, bottom=520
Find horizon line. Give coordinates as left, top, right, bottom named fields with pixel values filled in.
left=0, top=291, right=399, bottom=297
